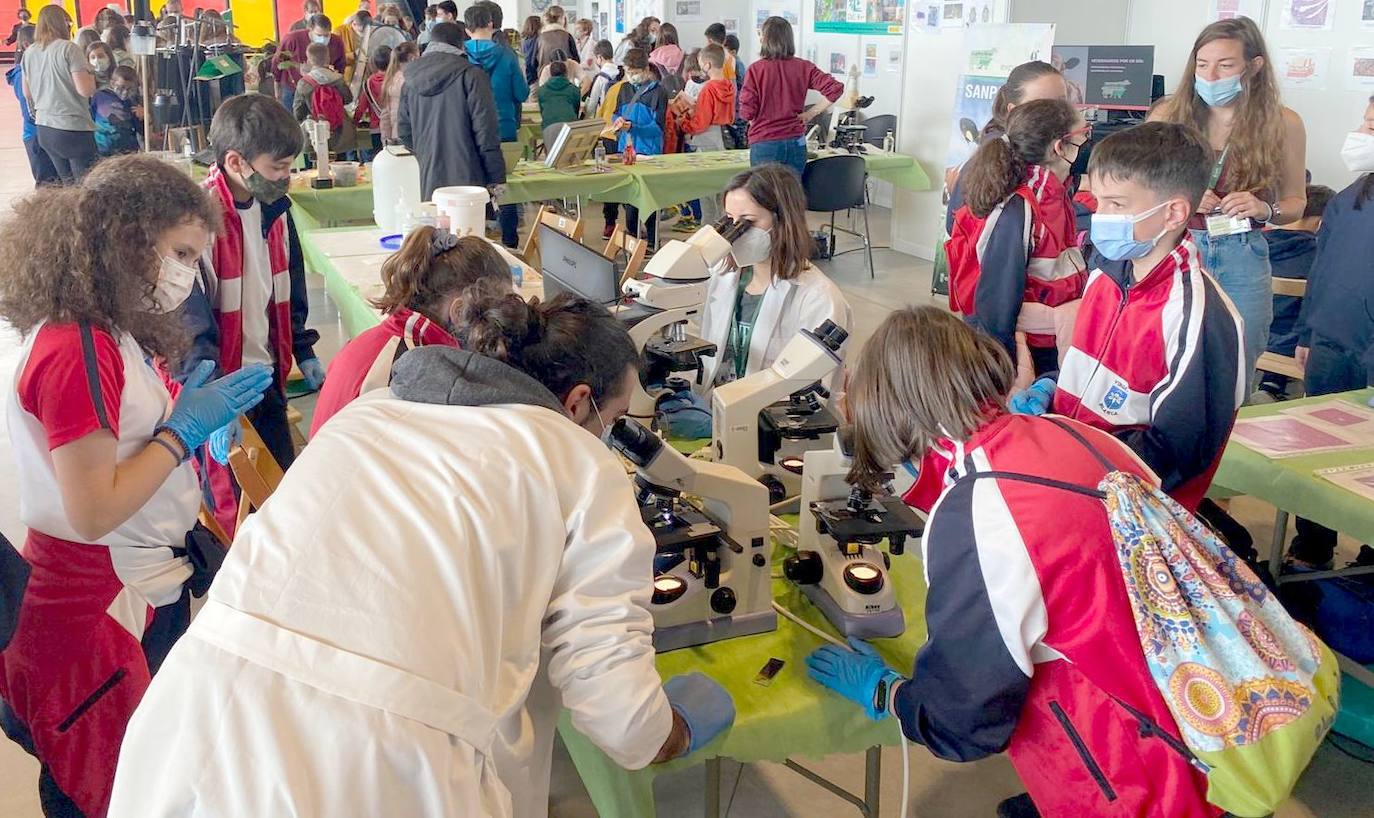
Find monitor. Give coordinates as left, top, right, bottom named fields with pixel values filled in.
left=538, top=226, right=620, bottom=305
left=545, top=119, right=609, bottom=169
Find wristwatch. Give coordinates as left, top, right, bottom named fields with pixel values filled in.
left=1267, top=200, right=1282, bottom=223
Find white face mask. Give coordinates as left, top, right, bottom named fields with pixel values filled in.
left=150, top=254, right=198, bottom=313
left=730, top=225, right=772, bottom=268
left=1341, top=131, right=1374, bottom=174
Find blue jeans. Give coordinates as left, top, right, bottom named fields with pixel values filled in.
left=750, top=137, right=807, bottom=177
left=1190, top=228, right=1272, bottom=394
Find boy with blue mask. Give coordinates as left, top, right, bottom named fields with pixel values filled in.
left=1012, top=122, right=1245, bottom=512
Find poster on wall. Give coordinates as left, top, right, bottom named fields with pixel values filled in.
left=932, top=23, right=1055, bottom=297
left=674, top=0, right=702, bottom=21
left=723, top=17, right=739, bottom=34
left=1051, top=45, right=1155, bottom=110
left=1275, top=46, right=1331, bottom=90
left=1364, top=0, right=1374, bottom=28
left=829, top=51, right=848, bottom=75
left=615, top=0, right=626, bottom=33
left=756, top=8, right=801, bottom=28
left=940, top=2, right=964, bottom=27
left=1280, top=0, right=1333, bottom=30
left=814, top=0, right=905, bottom=35
left=864, top=43, right=878, bottom=76
left=887, top=45, right=902, bottom=71
left=960, top=0, right=1009, bottom=26
left=1209, top=0, right=1265, bottom=20
left=1347, top=46, right=1374, bottom=90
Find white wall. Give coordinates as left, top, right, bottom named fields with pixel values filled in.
left=1128, top=0, right=1368, bottom=193
left=1013, top=0, right=1128, bottom=44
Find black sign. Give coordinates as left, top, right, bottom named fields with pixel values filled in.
left=1052, top=46, right=1155, bottom=111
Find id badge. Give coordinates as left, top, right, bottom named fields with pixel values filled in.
left=1206, top=212, right=1253, bottom=237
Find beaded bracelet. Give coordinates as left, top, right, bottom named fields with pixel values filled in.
left=153, top=426, right=192, bottom=464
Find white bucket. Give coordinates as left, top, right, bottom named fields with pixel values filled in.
left=432, top=186, right=490, bottom=238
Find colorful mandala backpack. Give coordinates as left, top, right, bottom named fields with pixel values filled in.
left=1100, top=468, right=1339, bottom=817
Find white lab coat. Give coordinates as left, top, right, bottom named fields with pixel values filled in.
left=697, top=261, right=853, bottom=392
left=108, top=392, right=673, bottom=818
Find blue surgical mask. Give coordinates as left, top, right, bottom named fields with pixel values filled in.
left=311, top=33, right=329, bottom=44
left=1194, top=73, right=1243, bottom=107
left=1090, top=201, right=1171, bottom=261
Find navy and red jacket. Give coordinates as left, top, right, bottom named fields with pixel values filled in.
left=1050, top=237, right=1245, bottom=510
left=946, top=166, right=1087, bottom=359
left=894, top=414, right=1218, bottom=817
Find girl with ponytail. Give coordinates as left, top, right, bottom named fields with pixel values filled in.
left=944, top=98, right=1088, bottom=388
left=309, top=226, right=514, bottom=434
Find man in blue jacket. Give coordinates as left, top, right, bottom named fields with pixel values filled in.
left=1258, top=184, right=1334, bottom=401
left=5, top=26, right=58, bottom=186
left=465, top=0, right=529, bottom=248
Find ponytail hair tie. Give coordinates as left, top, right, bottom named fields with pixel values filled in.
left=430, top=230, right=459, bottom=258
left=1000, top=133, right=1011, bottom=144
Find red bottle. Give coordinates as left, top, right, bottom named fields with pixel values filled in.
left=622, top=134, right=637, bottom=166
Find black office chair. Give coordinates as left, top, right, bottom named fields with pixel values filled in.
left=802, top=155, right=874, bottom=278
left=862, top=114, right=897, bottom=148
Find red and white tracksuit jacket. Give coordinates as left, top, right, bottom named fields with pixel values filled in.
left=947, top=166, right=1088, bottom=361
left=894, top=413, right=1218, bottom=817
left=1052, top=238, right=1246, bottom=510
left=310, top=308, right=458, bottom=436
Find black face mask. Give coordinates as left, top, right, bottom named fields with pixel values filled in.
left=1069, top=137, right=1093, bottom=178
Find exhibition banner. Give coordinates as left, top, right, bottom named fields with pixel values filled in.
left=814, top=0, right=906, bottom=35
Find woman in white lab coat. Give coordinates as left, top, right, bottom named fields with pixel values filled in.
left=698, top=164, right=853, bottom=391
left=108, top=291, right=735, bottom=818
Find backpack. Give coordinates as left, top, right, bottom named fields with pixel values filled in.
left=597, top=77, right=627, bottom=124
left=959, top=418, right=1340, bottom=818
left=944, top=190, right=1031, bottom=315
left=301, top=75, right=346, bottom=132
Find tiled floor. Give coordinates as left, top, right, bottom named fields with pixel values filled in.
left=0, top=83, right=1368, bottom=816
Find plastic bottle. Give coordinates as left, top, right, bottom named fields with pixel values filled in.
left=372, top=144, right=423, bottom=232
left=622, top=134, right=637, bottom=166
left=882, top=130, right=895, bottom=153
left=593, top=141, right=607, bottom=171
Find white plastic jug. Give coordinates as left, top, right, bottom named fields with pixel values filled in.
left=371, top=145, right=422, bottom=233
left=432, top=186, right=491, bottom=238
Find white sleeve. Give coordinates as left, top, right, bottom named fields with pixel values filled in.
left=540, top=446, right=673, bottom=770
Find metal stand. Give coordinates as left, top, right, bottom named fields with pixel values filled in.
left=779, top=745, right=883, bottom=817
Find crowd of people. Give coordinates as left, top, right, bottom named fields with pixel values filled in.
left=0, top=5, right=1369, bottom=818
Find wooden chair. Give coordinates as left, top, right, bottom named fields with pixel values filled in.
left=198, top=505, right=233, bottom=548
left=227, top=417, right=285, bottom=530
left=1255, top=277, right=1308, bottom=386
left=604, top=224, right=648, bottom=287
left=518, top=204, right=585, bottom=270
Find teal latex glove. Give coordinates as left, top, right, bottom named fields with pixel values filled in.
left=806, top=637, right=904, bottom=721
left=298, top=357, right=326, bottom=391
left=207, top=421, right=242, bottom=465
left=161, top=361, right=273, bottom=455
left=662, top=672, right=735, bottom=755
left=1008, top=376, right=1055, bottom=416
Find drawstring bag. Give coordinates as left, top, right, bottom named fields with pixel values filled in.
left=959, top=418, right=1339, bottom=817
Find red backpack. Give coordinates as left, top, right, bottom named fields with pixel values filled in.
left=301, top=76, right=346, bottom=132
left=944, top=193, right=1031, bottom=315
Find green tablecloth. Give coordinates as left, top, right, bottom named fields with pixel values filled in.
left=288, top=184, right=376, bottom=231
left=558, top=516, right=927, bottom=818
left=595, top=149, right=931, bottom=216
left=504, top=160, right=636, bottom=205
left=1212, top=388, right=1374, bottom=544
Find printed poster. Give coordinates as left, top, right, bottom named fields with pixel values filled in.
left=1280, top=0, right=1333, bottom=30
left=1275, top=46, right=1331, bottom=91
left=940, top=2, right=964, bottom=27
left=1348, top=46, right=1374, bottom=91
left=829, top=51, right=848, bottom=75
left=1052, top=45, right=1155, bottom=110
left=909, top=4, right=937, bottom=30
left=674, top=0, right=702, bottom=21
left=1365, top=0, right=1374, bottom=28
left=814, top=0, right=906, bottom=34
left=887, top=45, right=902, bottom=71
left=1231, top=416, right=1361, bottom=458
left=1210, top=0, right=1265, bottom=21
left=864, top=57, right=878, bottom=77
left=960, top=0, right=1009, bottom=26
left=723, top=17, right=739, bottom=35
left=1317, top=463, right=1374, bottom=502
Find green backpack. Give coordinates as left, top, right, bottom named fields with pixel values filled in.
left=976, top=419, right=1340, bottom=817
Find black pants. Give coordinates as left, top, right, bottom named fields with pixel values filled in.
left=246, top=383, right=296, bottom=470
left=23, top=136, right=60, bottom=186
left=35, top=126, right=98, bottom=184
left=603, top=203, right=658, bottom=244
left=1291, top=336, right=1374, bottom=566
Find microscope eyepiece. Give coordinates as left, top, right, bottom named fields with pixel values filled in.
left=810, top=320, right=849, bottom=353
left=607, top=418, right=663, bottom=468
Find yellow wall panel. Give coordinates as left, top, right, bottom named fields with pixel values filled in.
left=232, top=0, right=279, bottom=47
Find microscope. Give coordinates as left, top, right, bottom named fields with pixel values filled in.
left=302, top=118, right=332, bottom=189
left=710, top=321, right=849, bottom=503
left=784, top=431, right=924, bottom=639
left=607, top=418, right=775, bottom=652
left=620, top=216, right=749, bottom=425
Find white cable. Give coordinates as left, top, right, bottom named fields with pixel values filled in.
left=772, top=600, right=910, bottom=817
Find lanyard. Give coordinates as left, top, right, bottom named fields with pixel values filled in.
left=1207, top=144, right=1230, bottom=191
left=731, top=268, right=757, bottom=381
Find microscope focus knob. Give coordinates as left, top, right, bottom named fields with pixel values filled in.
left=783, top=551, right=823, bottom=585
left=710, top=587, right=737, bottom=615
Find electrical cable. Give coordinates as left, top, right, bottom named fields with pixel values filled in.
left=771, top=600, right=911, bottom=818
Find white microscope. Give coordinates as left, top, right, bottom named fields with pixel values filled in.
left=301, top=118, right=332, bottom=189
left=606, top=417, right=775, bottom=652
left=785, top=430, right=925, bottom=639
left=710, top=320, right=849, bottom=504
left=620, top=216, right=749, bottom=425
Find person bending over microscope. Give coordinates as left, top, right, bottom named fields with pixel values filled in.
left=108, top=288, right=735, bottom=818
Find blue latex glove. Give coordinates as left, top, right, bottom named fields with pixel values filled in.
left=161, top=361, right=273, bottom=455
left=1008, top=376, right=1056, bottom=416
left=206, top=421, right=242, bottom=465
left=299, top=357, right=327, bottom=391
left=806, top=637, right=904, bottom=721
left=662, top=672, right=735, bottom=755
